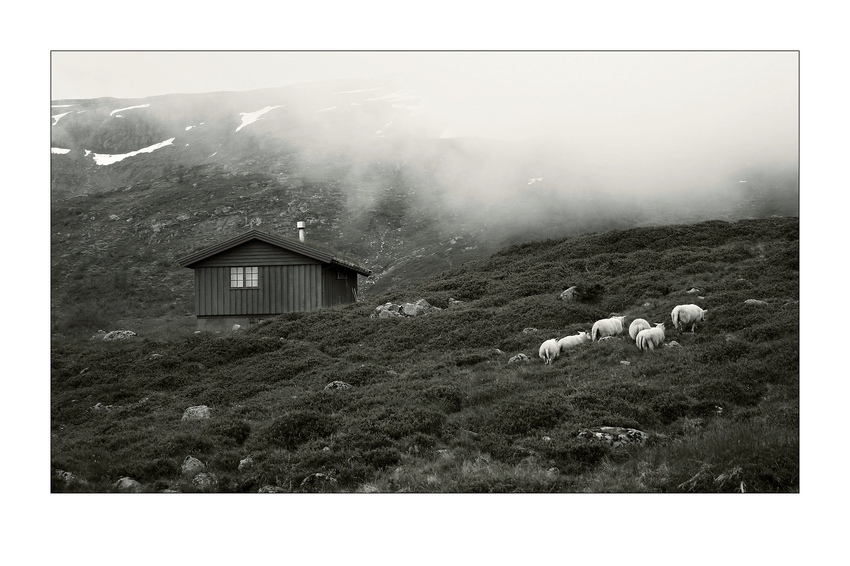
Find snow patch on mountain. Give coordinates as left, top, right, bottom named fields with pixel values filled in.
left=52, top=112, right=73, bottom=126
left=110, top=104, right=150, bottom=116
left=235, top=105, right=283, bottom=132
left=52, top=147, right=71, bottom=154
left=88, top=138, right=176, bottom=166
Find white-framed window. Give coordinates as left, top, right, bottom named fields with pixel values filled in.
left=230, top=266, right=258, bottom=288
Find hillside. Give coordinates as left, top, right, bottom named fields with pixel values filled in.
left=50, top=217, right=799, bottom=493
left=50, top=82, right=799, bottom=335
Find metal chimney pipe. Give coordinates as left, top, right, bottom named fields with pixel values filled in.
left=297, top=221, right=306, bottom=242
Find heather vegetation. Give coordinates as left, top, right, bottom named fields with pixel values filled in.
left=51, top=217, right=798, bottom=493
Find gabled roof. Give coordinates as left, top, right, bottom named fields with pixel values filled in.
left=176, top=229, right=373, bottom=276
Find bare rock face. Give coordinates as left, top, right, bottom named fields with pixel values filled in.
left=182, top=405, right=211, bottom=421
left=577, top=426, right=648, bottom=447
left=181, top=455, right=206, bottom=478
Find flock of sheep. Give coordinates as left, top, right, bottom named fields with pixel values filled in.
left=538, top=304, right=709, bottom=365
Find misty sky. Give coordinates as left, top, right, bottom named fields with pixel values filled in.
left=52, top=51, right=798, bottom=192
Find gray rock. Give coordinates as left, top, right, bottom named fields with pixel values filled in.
left=102, top=330, right=138, bottom=341
left=238, top=456, right=254, bottom=471
left=113, top=477, right=142, bottom=492
left=181, top=455, right=206, bottom=478
left=508, top=353, right=530, bottom=364
left=522, top=328, right=538, bottom=334
left=559, top=286, right=579, bottom=301
left=54, top=468, right=87, bottom=486
left=182, top=405, right=211, bottom=421
left=577, top=426, right=648, bottom=447
left=324, top=380, right=352, bottom=391
left=192, top=472, right=218, bottom=490
left=744, top=299, right=769, bottom=306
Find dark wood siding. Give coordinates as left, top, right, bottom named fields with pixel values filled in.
left=322, top=267, right=359, bottom=307
left=195, top=264, right=323, bottom=316
left=191, top=240, right=324, bottom=268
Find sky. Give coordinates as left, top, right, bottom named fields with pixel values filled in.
left=51, top=50, right=799, bottom=194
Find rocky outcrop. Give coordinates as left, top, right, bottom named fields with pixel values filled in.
left=101, top=330, right=138, bottom=341
left=371, top=299, right=441, bottom=319
left=577, top=426, right=648, bottom=447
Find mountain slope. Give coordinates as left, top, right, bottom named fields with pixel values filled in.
left=51, top=217, right=799, bottom=493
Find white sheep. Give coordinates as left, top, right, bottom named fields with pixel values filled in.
left=628, top=318, right=651, bottom=340
left=557, top=331, right=591, bottom=354
left=538, top=338, right=560, bottom=365
left=591, top=316, right=626, bottom=342
left=671, top=304, right=708, bottom=333
left=636, top=323, right=666, bottom=351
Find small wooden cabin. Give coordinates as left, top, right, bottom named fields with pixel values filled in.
left=177, top=228, right=372, bottom=330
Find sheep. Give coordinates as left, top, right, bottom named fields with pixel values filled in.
left=671, top=304, right=708, bottom=333
left=636, top=323, right=666, bottom=351
left=557, top=331, right=591, bottom=354
left=628, top=318, right=651, bottom=340
left=591, top=316, right=626, bottom=342
left=538, top=338, right=560, bottom=365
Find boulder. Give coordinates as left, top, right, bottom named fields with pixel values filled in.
left=102, top=330, right=138, bottom=341
left=54, top=468, right=86, bottom=486
left=181, top=456, right=206, bottom=478
left=90, top=330, right=108, bottom=341
left=522, top=328, right=538, bottom=334
left=238, top=456, right=254, bottom=472
left=559, top=286, right=579, bottom=301
left=372, top=299, right=441, bottom=318
left=448, top=298, right=465, bottom=308
left=508, top=353, right=530, bottom=364
left=113, top=477, right=142, bottom=492
left=182, top=405, right=211, bottom=421
left=577, top=426, right=648, bottom=447
left=232, top=324, right=243, bottom=331
left=324, top=380, right=353, bottom=391
left=744, top=299, right=769, bottom=306
left=192, top=472, right=218, bottom=491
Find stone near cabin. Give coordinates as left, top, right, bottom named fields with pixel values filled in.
left=372, top=299, right=441, bottom=318
left=102, top=330, right=138, bottom=341
left=324, top=380, right=353, bottom=391
left=744, top=299, right=769, bottom=306
left=559, top=286, right=579, bottom=301
left=113, top=477, right=142, bottom=492
left=182, top=405, right=211, bottom=421
left=232, top=324, right=243, bottom=331
left=577, top=426, right=648, bottom=447
left=508, top=353, right=530, bottom=364
left=181, top=456, right=206, bottom=478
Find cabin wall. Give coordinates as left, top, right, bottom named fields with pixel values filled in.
left=194, top=264, right=323, bottom=316
left=322, top=267, right=359, bottom=307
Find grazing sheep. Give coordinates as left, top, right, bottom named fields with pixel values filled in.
left=591, top=316, right=627, bottom=342
left=636, top=323, right=666, bottom=351
left=671, top=304, right=708, bottom=333
left=628, top=318, right=651, bottom=340
left=538, top=338, right=560, bottom=365
left=557, top=331, right=591, bottom=354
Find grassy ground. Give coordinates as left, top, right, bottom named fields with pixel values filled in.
left=50, top=217, right=798, bottom=492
